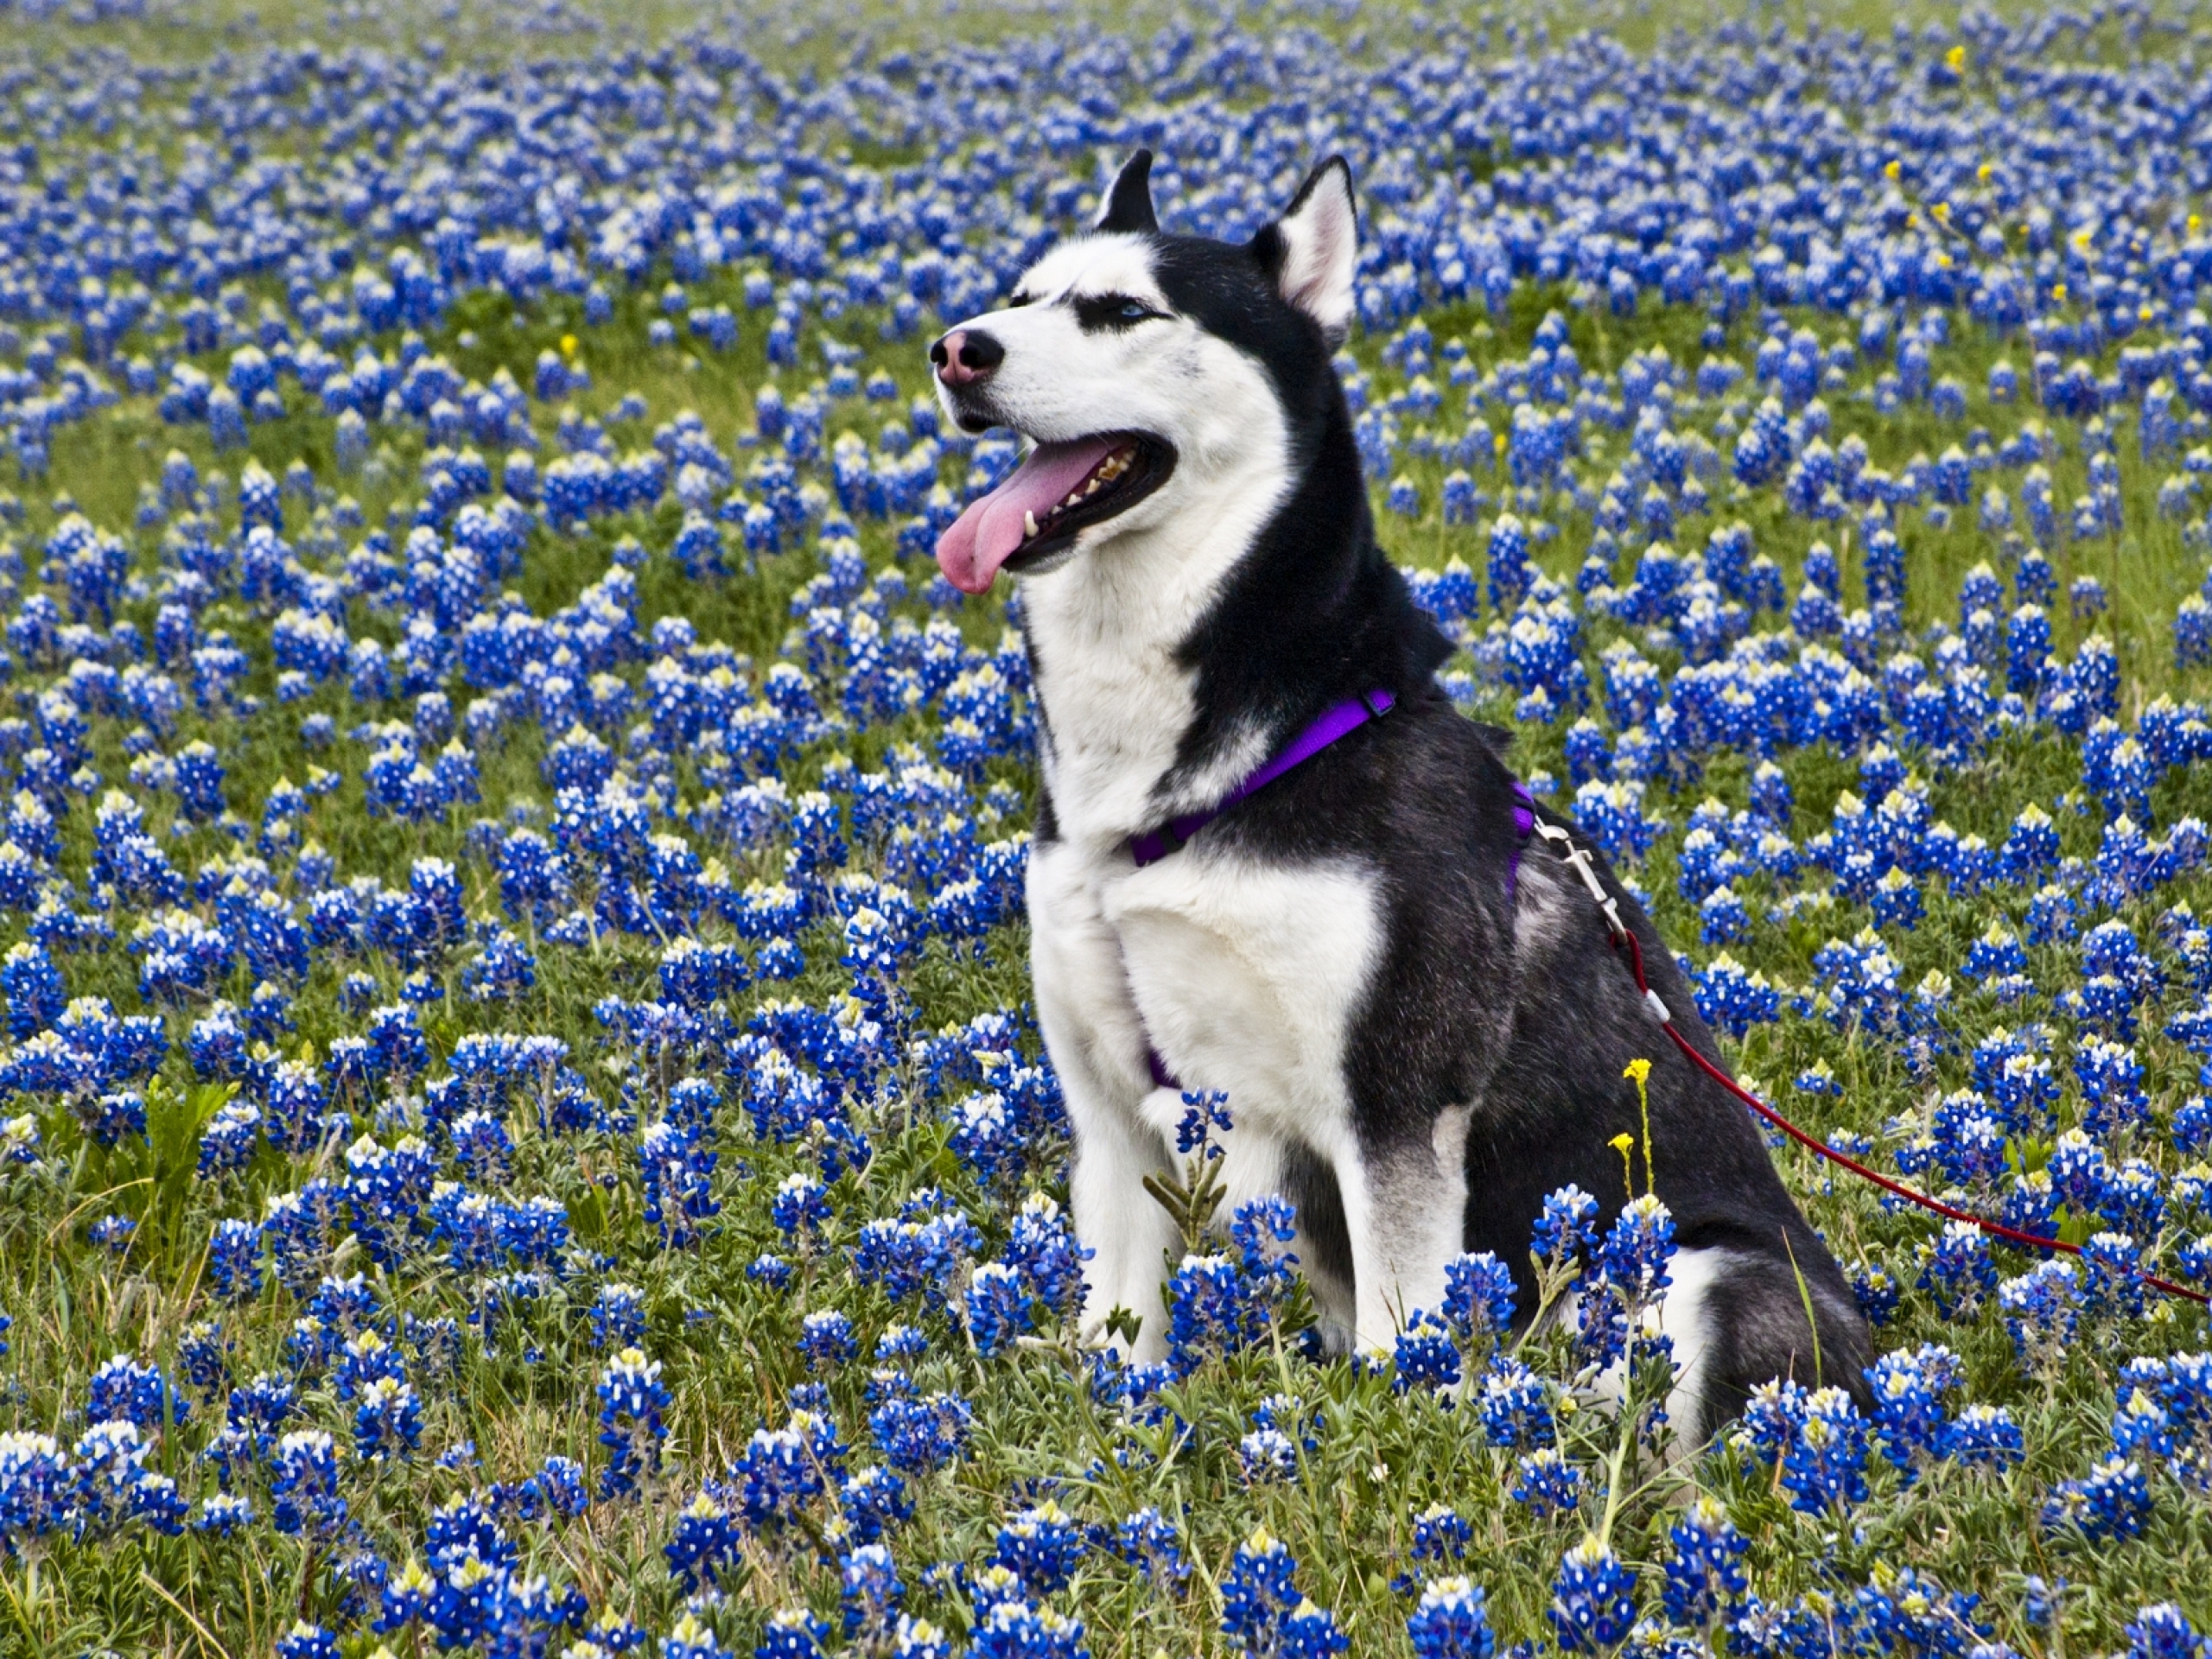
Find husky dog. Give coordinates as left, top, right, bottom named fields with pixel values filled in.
left=929, top=150, right=1869, bottom=1437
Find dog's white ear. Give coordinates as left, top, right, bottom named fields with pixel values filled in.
left=1260, top=157, right=1358, bottom=346
left=1096, top=149, right=1158, bottom=235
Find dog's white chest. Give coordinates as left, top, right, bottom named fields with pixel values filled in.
left=1033, top=837, right=1383, bottom=1140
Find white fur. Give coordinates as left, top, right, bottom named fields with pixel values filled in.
left=1037, top=830, right=1408, bottom=1357
left=1272, top=163, right=1358, bottom=346
left=1656, top=1245, right=1726, bottom=1430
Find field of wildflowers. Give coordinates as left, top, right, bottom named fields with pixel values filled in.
left=2, top=0, right=2212, bottom=1653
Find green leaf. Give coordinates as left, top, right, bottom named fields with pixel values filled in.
left=568, top=1185, right=609, bottom=1242
left=145, top=1078, right=233, bottom=1251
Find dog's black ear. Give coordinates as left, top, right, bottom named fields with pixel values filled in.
left=1253, top=156, right=1358, bottom=346
left=1096, top=149, right=1158, bottom=234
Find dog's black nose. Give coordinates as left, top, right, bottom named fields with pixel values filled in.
left=931, top=328, right=1004, bottom=387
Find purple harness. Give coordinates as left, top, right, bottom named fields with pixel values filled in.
left=1132, top=687, right=1538, bottom=1090
left=1132, top=688, right=1398, bottom=868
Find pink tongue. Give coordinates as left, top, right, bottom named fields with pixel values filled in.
left=936, top=436, right=1120, bottom=594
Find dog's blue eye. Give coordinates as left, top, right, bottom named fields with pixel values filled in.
left=1120, top=301, right=1149, bottom=320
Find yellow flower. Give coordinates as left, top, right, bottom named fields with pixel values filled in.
left=560, top=333, right=579, bottom=356
left=1977, top=162, right=1993, bottom=182
left=1622, top=1058, right=1652, bottom=1086
left=1945, top=44, right=1967, bottom=73
left=1883, top=158, right=1901, bottom=181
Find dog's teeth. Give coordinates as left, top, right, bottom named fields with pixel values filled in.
left=1023, top=510, right=1039, bottom=539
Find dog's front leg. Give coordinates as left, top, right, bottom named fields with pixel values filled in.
left=1066, top=1090, right=1182, bottom=1361
left=1029, top=842, right=1180, bottom=1363
left=1333, top=1107, right=1473, bottom=1355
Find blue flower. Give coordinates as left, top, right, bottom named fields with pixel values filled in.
left=1511, top=1449, right=1582, bottom=1518
left=1866, top=1344, right=1963, bottom=1484
left=596, top=1348, right=671, bottom=1499
left=1662, top=1495, right=1748, bottom=1626
left=867, top=1392, right=970, bottom=1476
left=2126, top=1605, right=2209, bottom=1659
left=1222, top=1528, right=1307, bottom=1656
left=1550, top=1538, right=1640, bottom=1652
left=1408, top=1577, right=1495, bottom=1659
left=994, top=1499, right=1086, bottom=1593
left=1395, top=1311, right=1463, bottom=1394
left=2042, top=1454, right=2152, bottom=1541
left=1478, top=1358, right=1554, bottom=1450
left=1780, top=1387, right=1870, bottom=1515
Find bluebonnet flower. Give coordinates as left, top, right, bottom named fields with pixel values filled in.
left=1947, top=1404, right=2025, bottom=1471
left=353, top=1376, right=423, bottom=1462
left=994, top=1499, right=1086, bottom=1593
left=1917, top=1223, right=1996, bottom=1317
left=1163, top=1249, right=1277, bottom=1373
left=269, top=1429, right=346, bottom=1536
left=1110, top=1505, right=1189, bottom=1586
left=0, top=1431, right=69, bottom=1545
left=195, top=1492, right=255, bottom=1536
left=638, top=1121, right=720, bottom=1249
left=1511, top=1449, right=1582, bottom=1518
left=1240, top=1427, right=1299, bottom=1485
left=1222, top=1527, right=1309, bottom=1656
left=1441, top=1252, right=1517, bottom=1357
left=868, top=1391, right=970, bottom=1475
left=1781, top=1387, right=1870, bottom=1514
left=86, top=1354, right=188, bottom=1432
left=1408, top=1578, right=1495, bottom=1659
left=2126, top=1605, right=2208, bottom=1659
left=1407, top=1503, right=1474, bottom=1572
left=887, top=1616, right=956, bottom=1659
left=1532, top=1185, right=1601, bottom=1274
left=1866, top=1345, right=1964, bottom=1485
left=830, top=1541, right=907, bottom=1644
left=838, top=1464, right=913, bottom=1545
left=207, top=1217, right=264, bottom=1302
left=1662, top=1495, right=1748, bottom=1626
left=970, top=1600, right=1090, bottom=1659
left=1478, top=1357, right=1554, bottom=1449
left=800, top=1310, right=858, bottom=1370
left=2042, top=1454, right=2152, bottom=1540
left=596, top=1347, right=671, bottom=1498
left=1550, top=1538, right=1640, bottom=1652
left=1394, top=1311, right=1462, bottom=1393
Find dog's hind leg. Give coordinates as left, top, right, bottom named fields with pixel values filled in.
left=1677, top=1238, right=1873, bottom=1440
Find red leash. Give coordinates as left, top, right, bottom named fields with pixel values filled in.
left=1526, top=817, right=2210, bottom=1308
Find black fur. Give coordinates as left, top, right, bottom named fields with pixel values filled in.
left=1096, top=149, right=1160, bottom=235
left=1028, top=157, right=1871, bottom=1434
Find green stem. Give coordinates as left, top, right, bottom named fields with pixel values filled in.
left=1595, top=1388, right=1639, bottom=1550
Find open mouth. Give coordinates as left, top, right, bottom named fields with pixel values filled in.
left=936, top=432, right=1175, bottom=594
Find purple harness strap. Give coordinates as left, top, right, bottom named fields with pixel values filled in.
left=1132, top=688, right=1397, bottom=868
left=1505, top=779, right=1538, bottom=907
left=1131, top=688, right=1540, bottom=1091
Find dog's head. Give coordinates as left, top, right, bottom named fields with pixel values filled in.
left=930, top=150, right=1359, bottom=594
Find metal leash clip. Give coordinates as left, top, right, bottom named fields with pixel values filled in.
left=1529, top=821, right=1629, bottom=946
